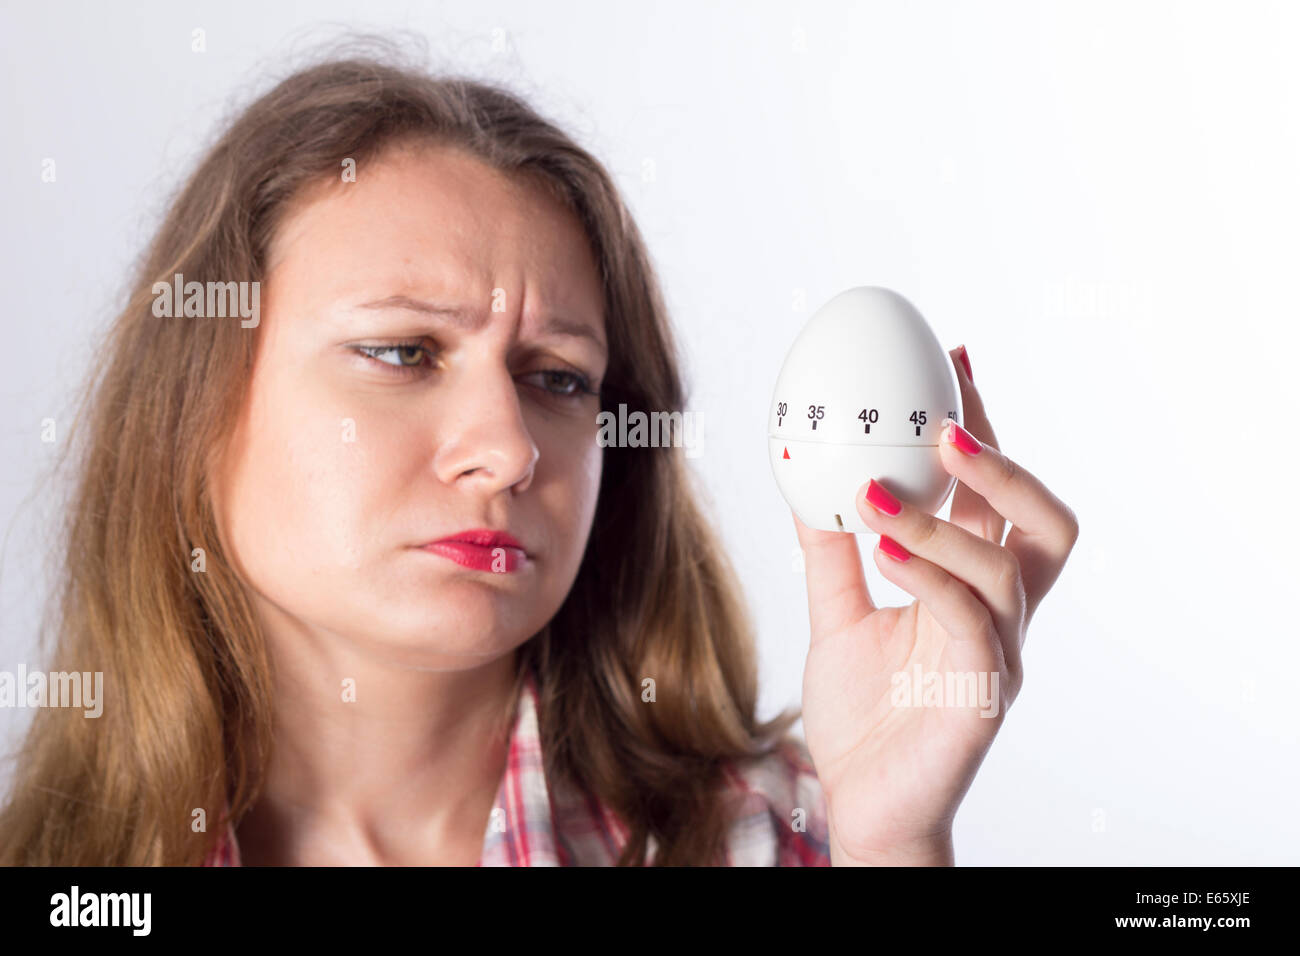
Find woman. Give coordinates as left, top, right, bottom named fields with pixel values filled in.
left=0, top=49, right=1078, bottom=866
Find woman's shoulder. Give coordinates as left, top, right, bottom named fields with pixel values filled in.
left=718, top=735, right=832, bottom=866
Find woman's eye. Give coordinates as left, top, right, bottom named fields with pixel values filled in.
left=525, top=369, right=593, bottom=397
left=354, top=343, right=593, bottom=397
left=356, top=343, right=434, bottom=370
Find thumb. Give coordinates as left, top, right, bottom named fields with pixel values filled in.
left=793, top=508, right=876, bottom=643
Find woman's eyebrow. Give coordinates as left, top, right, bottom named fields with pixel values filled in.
left=353, top=294, right=607, bottom=356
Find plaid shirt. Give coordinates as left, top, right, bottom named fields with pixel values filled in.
left=202, top=671, right=831, bottom=866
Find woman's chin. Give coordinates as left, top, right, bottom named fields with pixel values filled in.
left=339, top=610, right=532, bottom=669
left=351, top=634, right=521, bottom=671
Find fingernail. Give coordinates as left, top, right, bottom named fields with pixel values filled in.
left=942, top=418, right=982, bottom=456
left=865, top=478, right=902, bottom=516
left=878, top=534, right=911, bottom=562
left=956, top=344, right=973, bottom=382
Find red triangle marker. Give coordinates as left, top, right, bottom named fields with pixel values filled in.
left=782, top=446, right=790, bottom=459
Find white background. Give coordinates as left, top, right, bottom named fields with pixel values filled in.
left=1, top=0, right=1296, bottom=864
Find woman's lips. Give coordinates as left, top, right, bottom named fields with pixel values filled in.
left=419, top=541, right=528, bottom=573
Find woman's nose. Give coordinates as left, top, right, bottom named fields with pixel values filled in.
left=430, top=364, right=539, bottom=495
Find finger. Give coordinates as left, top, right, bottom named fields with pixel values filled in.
left=936, top=418, right=1080, bottom=626
left=792, top=511, right=876, bottom=644
left=869, top=534, right=1006, bottom=680
left=857, top=477, right=1025, bottom=663
left=947, top=345, right=1006, bottom=547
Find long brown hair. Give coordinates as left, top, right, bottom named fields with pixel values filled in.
left=0, top=37, right=802, bottom=865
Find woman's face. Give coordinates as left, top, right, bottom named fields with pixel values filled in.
left=212, top=140, right=607, bottom=668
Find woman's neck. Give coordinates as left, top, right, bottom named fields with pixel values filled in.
left=233, top=620, right=519, bottom=866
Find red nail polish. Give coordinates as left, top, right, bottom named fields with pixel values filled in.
left=956, top=344, right=973, bottom=382
left=865, top=479, right=902, bottom=516
left=944, top=421, right=983, bottom=456
left=878, top=534, right=911, bottom=562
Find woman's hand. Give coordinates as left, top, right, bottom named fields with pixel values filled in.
left=795, top=346, right=1079, bottom=865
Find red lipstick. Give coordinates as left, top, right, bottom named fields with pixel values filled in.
left=419, top=529, right=528, bottom=573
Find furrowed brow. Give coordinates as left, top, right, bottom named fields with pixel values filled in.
left=355, top=296, right=486, bottom=330
left=354, top=295, right=606, bottom=355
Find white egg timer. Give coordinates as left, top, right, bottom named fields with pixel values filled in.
left=768, top=287, right=963, bottom=532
